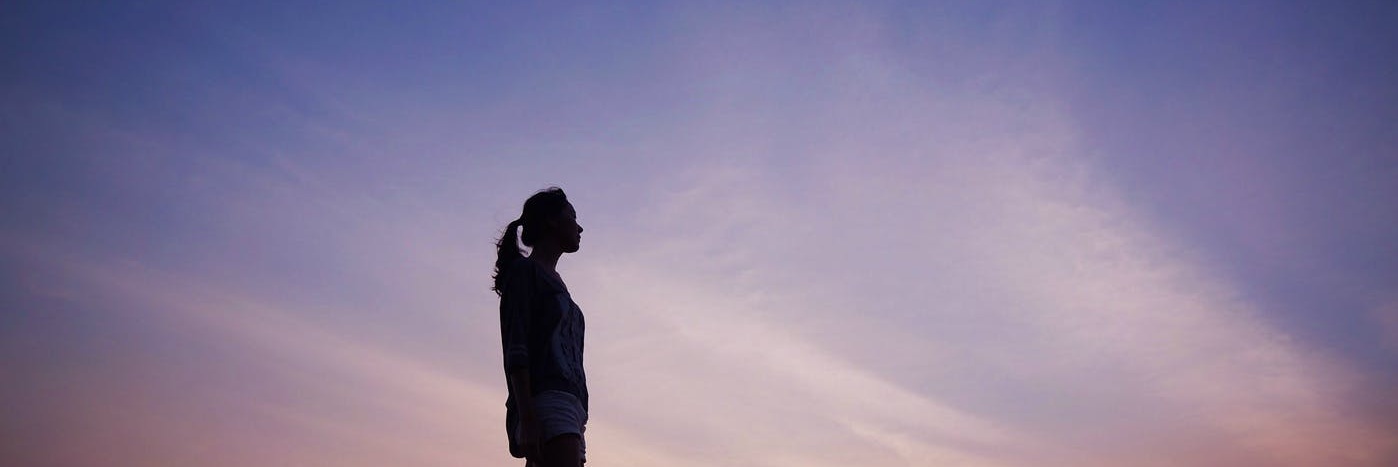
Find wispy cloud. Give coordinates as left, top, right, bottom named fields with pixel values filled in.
left=4, top=2, right=1395, bottom=466
left=565, top=125, right=1393, bottom=465
left=2, top=231, right=511, bottom=466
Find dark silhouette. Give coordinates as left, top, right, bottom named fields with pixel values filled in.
left=495, top=187, right=588, bottom=467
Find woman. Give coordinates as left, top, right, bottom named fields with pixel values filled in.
left=494, top=187, right=588, bottom=466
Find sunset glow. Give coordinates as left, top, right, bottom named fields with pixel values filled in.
left=3, top=2, right=1396, bottom=466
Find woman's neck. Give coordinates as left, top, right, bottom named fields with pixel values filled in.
left=528, top=245, right=562, bottom=272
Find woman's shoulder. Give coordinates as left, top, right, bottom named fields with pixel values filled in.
left=506, top=257, right=559, bottom=284
left=511, top=257, right=568, bottom=292
left=505, top=257, right=543, bottom=280
left=508, top=256, right=537, bottom=270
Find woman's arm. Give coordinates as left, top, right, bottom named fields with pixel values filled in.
left=501, top=261, right=540, bottom=457
left=508, top=369, right=539, bottom=458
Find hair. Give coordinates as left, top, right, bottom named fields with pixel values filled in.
left=492, top=187, right=570, bottom=295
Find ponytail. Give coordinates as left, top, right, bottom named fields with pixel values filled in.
left=491, top=219, right=524, bottom=295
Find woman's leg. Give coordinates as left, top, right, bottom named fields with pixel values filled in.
left=536, top=434, right=583, bottom=467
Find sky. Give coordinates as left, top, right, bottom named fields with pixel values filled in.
left=3, top=1, right=1396, bottom=466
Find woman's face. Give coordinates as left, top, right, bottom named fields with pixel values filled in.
left=556, top=203, right=583, bottom=253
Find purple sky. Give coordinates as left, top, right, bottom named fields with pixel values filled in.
left=3, top=2, right=1396, bottom=466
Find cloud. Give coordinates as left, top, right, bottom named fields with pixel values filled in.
left=5, top=2, right=1394, bottom=466
left=560, top=111, right=1394, bottom=465
left=577, top=258, right=1022, bottom=466
left=1, top=234, right=510, bottom=466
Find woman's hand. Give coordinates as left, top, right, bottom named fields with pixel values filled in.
left=517, top=406, right=541, bottom=459
left=508, top=370, right=541, bottom=459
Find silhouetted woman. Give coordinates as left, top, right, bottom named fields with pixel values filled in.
left=494, top=187, right=588, bottom=467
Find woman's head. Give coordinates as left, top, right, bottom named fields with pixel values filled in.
left=516, top=187, right=581, bottom=253
left=492, top=187, right=582, bottom=294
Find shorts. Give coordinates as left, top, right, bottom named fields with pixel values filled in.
left=515, top=390, right=588, bottom=462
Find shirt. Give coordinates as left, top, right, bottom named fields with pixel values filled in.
left=499, top=257, right=588, bottom=457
